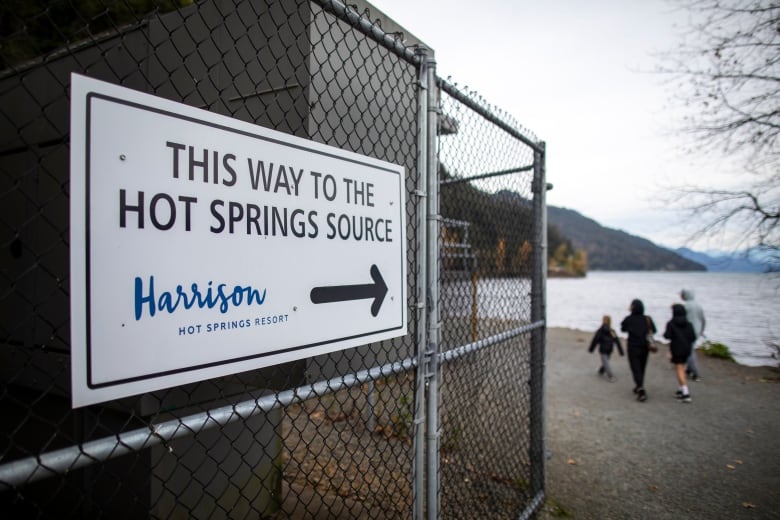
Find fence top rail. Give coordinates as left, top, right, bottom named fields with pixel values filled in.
left=314, top=0, right=422, bottom=66
left=436, top=76, right=543, bottom=154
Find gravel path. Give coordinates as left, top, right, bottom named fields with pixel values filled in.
left=540, top=328, right=780, bottom=519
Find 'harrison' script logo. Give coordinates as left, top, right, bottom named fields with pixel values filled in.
left=134, top=276, right=267, bottom=320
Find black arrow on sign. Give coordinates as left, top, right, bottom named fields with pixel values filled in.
left=310, top=264, right=388, bottom=317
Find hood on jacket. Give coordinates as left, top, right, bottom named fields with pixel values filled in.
left=672, top=303, right=688, bottom=324
left=681, top=289, right=695, bottom=301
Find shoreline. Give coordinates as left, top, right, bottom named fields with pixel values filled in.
left=546, top=326, right=779, bottom=374
left=540, top=327, right=780, bottom=519
left=547, top=325, right=778, bottom=369
left=546, top=271, right=779, bottom=369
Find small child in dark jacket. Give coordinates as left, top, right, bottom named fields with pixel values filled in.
left=589, top=315, right=624, bottom=381
left=664, top=304, right=696, bottom=403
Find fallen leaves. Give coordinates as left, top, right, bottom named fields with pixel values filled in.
left=726, top=459, right=744, bottom=470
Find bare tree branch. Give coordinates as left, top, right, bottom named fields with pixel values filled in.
left=658, top=1, right=780, bottom=258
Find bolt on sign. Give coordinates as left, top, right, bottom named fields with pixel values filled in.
left=70, top=74, right=407, bottom=407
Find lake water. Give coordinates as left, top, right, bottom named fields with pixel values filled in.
left=547, top=271, right=780, bottom=367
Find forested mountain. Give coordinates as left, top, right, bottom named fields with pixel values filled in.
left=547, top=206, right=705, bottom=271
left=439, top=177, right=703, bottom=273
left=440, top=177, right=586, bottom=276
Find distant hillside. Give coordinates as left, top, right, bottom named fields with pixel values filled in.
left=439, top=181, right=585, bottom=276
left=547, top=206, right=705, bottom=271
left=438, top=181, right=703, bottom=273
left=675, top=247, right=769, bottom=272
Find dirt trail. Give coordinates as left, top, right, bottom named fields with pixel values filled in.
left=540, top=327, right=780, bottom=519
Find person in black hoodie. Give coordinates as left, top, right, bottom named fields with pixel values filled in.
left=620, top=299, right=657, bottom=402
left=664, top=303, right=696, bottom=403
left=588, top=315, right=624, bottom=381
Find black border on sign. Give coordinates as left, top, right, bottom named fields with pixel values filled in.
left=84, top=91, right=406, bottom=390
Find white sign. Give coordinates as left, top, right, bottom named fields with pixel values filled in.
left=70, top=74, right=407, bottom=407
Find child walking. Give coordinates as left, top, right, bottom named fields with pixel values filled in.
left=663, top=304, right=696, bottom=403
left=588, top=315, right=624, bottom=382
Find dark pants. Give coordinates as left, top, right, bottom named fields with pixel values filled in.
left=627, top=345, right=649, bottom=389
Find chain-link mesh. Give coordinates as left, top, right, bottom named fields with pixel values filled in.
left=437, top=80, right=543, bottom=519
left=0, top=1, right=545, bottom=518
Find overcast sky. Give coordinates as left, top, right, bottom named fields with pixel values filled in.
left=367, top=0, right=726, bottom=250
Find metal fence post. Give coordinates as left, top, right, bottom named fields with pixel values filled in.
left=529, top=142, right=548, bottom=510
left=424, top=53, right=440, bottom=520
left=413, top=45, right=431, bottom=520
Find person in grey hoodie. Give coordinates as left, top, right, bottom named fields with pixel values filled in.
left=680, top=288, right=706, bottom=381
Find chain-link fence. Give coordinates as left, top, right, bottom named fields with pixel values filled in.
left=436, top=80, right=547, bottom=519
left=0, top=1, right=546, bottom=518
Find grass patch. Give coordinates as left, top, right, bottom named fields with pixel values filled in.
left=700, top=341, right=734, bottom=361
